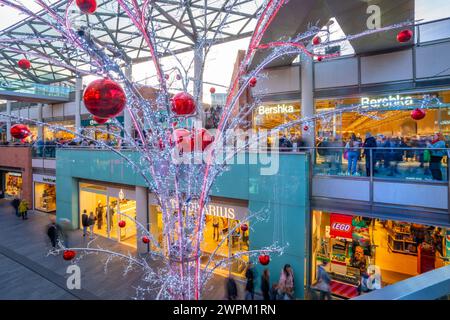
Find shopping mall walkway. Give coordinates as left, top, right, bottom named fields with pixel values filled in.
left=0, top=200, right=243, bottom=300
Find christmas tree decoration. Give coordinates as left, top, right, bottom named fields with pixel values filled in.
left=173, top=128, right=193, bottom=152
left=76, top=0, right=97, bottom=14
left=63, top=250, right=76, bottom=261
left=317, top=56, right=323, bottom=62
left=171, top=92, right=196, bottom=116
left=312, top=36, right=321, bottom=45
left=10, top=124, right=31, bottom=139
left=83, top=78, right=126, bottom=119
left=303, top=125, right=309, bottom=131
left=118, top=220, right=126, bottom=228
left=93, top=116, right=109, bottom=124
left=209, top=87, right=216, bottom=94
left=411, top=108, right=426, bottom=120
left=397, top=29, right=413, bottom=43
left=258, top=254, right=270, bottom=265
left=240, top=224, right=248, bottom=232
left=176, top=74, right=181, bottom=80
left=193, top=128, right=214, bottom=151
left=164, top=74, right=169, bottom=80
left=17, top=58, right=31, bottom=70
left=142, top=236, right=150, bottom=244
left=249, top=77, right=257, bottom=87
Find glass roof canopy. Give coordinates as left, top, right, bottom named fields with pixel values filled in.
left=0, top=0, right=264, bottom=88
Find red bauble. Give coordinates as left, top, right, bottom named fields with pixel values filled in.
left=171, top=92, right=196, bottom=116
left=173, top=128, right=193, bottom=152
left=240, top=224, right=248, bottom=232
left=176, top=74, right=181, bottom=80
left=312, top=36, right=321, bottom=45
left=18, top=58, right=31, bottom=70
left=209, top=87, right=216, bottom=94
left=259, top=254, right=270, bottom=265
left=411, top=108, right=426, bottom=120
left=142, top=236, right=150, bottom=244
left=93, top=116, right=108, bottom=124
left=194, top=128, right=214, bottom=151
left=118, top=220, right=126, bottom=228
left=317, top=56, right=323, bottom=62
left=303, top=125, right=309, bottom=131
left=397, top=29, right=413, bottom=43
left=63, top=250, right=76, bottom=261
left=10, top=124, right=31, bottom=139
left=83, top=78, right=126, bottom=119
left=164, top=74, right=170, bottom=80
left=76, top=0, right=97, bottom=14
left=249, top=77, right=257, bottom=87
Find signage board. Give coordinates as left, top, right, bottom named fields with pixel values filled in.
left=330, top=213, right=353, bottom=239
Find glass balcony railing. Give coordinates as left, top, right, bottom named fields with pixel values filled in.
left=313, top=147, right=449, bottom=182
left=0, top=81, right=72, bottom=99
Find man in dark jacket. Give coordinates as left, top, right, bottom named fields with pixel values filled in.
left=226, top=276, right=238, bottom=300
left=245, top=262, right=255, bottom=300
left=81, top=210, right=89, bottom=237
left=363, top=133, right=377, bottom=176
left=11, top=198, right=20, bottom=217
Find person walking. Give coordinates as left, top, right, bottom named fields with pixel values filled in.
left=18, top=199, right=29, bottom=220
left=88, top=211, right=96, bottom=239
left=245, top=261, right=255, bottom=300
left=363, top=132, right=377, bottom=176
left=427, top=133, right=446, bottom=181
left=11, top=197, right=20, bottom=217
left=47, top=222, right=58, bottom=248
left=313, top=261, right=332, bottom=300
left=81, top=209, right=89, bottom=237
left=345, top=133, right=361, bottom=175
left=225, top=276, right=238, bottom=300
left=261, top=269, right=271, bottom=301
left=278, top=264, right=295, bottom=300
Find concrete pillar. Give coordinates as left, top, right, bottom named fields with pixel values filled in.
left=301, top=56, right=315, bottom=147
left=135, top=186, right=148, bottom=254
left=194, top=46, right=205, bottom=125
left=124, top=66, right=133, bottom=138
left=74, top=76, right=82, bottom=133
left=37, top=103, right=43, bottom=140
left=6, top=101, right=12, bottom=142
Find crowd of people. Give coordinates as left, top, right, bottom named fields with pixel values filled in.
left=317, top=132, right=449, bottom=180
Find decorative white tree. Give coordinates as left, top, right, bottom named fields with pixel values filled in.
left=0, top=0, right=433, bottom=300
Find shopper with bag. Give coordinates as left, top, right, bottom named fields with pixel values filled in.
left=311, top=261, right=332, bottom=300
left=277, top=264, right=295, bottom=300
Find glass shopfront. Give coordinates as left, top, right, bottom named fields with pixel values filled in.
left=315, top=90, right=450, bottom=144
left=148, top=196, right=249, bottom=278
left=81, top=116, right=124, bottom=145
left=252, top=101, right=303, bottom=148
left=79, top=182, right=137, bottom=248
left=33, top=175, right=56, bottom=213
left=1, top=171, right=23, bottom=199
left=310, top=210, right=449, bottom=299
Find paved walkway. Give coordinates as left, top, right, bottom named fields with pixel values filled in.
left=0, top=200, right=246, bottom=300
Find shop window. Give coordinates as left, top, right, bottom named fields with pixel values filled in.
left=34, top=182, right=56, bottom=213
left=4, top=172, right=22, bottom=198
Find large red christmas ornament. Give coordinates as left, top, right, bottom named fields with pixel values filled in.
left=397, top=29, right=413, bottom=43
left=142, top=236, right=150, bottom=244
left=118, top=220, right=126, bottom=228
left=209, top=87, right=216, bottom=94
left=10, top=124, right=31, bottom=139
left=18, top=58, right=31, bottom=70
left=93, top=116, right=108, bottom=124
left=312, top=36, right=321, bottom=45
left=83, top=78, right=126, bottom=119
left=240, top=224, right=248, bottom=232
left=173, top=128, right=193, bottom=152
left=249, top=77, right=257, bottom=87
left=63, top=250, right=76, bottom=261
left=171, top=92, right=196, bottom=116
left=193, top=128, right=214, bottom=151
left=76, top=0, right=97, bottom=14
left=411, top=108, right=426, bottom=120
left=259, top=254, right=270, bottom=266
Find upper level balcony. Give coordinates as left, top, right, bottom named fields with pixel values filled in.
left=0, top=82, right=72, bottom=103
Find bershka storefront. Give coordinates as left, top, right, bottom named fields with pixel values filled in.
left=309, top=210, right=449, bottom=299
left=148, top=195, right=250, bottom=277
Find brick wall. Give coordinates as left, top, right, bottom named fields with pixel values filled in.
left=0, top=146, right=32, bottom=203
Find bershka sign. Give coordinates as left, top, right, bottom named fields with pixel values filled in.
left=258, top=104, right=296, bottom=115
left=330, top=213, right=353, bottom=239
left=361, top=95, right=413, bottom=109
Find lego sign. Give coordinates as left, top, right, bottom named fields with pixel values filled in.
left=330, top=213, right=353, bottom=239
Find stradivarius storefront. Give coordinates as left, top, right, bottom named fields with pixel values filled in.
left=56, top=149, right=309, bottom=298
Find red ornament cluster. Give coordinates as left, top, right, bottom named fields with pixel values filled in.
left=411, top=108, right=426, bottom=120
left=312, top=36, right=321, bottom=46
left=209, top=87, right=216, bottom=94
left=63, top=250, right=76, bottom=261
left=118, top=220, right=126, bottom=228
left=259, top=254, right=270, bottom=265
left=10, top=124, right=31, bottom=139
left=18, top=58, right=31, bottom=70
left=76, top=0, right=97, bottom=14
left=240, top=224, right=248, bottom=232
left=142, top=236, right=150, bottom=244
left=171, top=92, right=196, bottom=116
left=83, top=78, right=126, bottom=119
left=172, top=128, right=214, bottom=153
left=249, top=77, right=257, bottom=88
left=397, top=29, right=413, bottom=43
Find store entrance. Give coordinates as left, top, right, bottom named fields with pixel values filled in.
left=79, top=182, right=137, bottom=248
